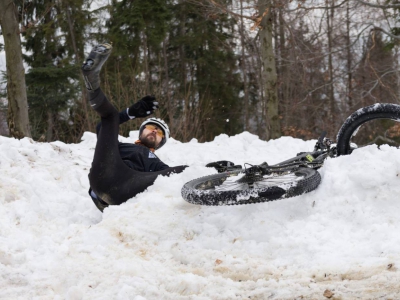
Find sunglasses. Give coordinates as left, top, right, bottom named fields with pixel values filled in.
left=145, top=124, right=165, bottom=138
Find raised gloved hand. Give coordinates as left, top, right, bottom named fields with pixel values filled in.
left=206, top=160, right=242, bottom=173
left=127, top=95, right=159, bottom=119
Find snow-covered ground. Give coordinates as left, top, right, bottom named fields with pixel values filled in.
left=1, top=131, right=400, bottom=299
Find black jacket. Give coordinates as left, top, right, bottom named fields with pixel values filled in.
left=96, top=109, right=170, bottom=172
left=119, top=143, right=169, bottom=172
left=89, top=109, right=171, bottom=211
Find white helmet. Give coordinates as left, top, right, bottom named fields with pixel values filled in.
left=139, top=118, right=170, bottom=149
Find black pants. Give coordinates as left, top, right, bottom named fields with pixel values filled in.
left=88, top=89, right=186, bottom=206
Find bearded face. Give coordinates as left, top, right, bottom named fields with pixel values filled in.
left=139, top=126, right=163, bottom=148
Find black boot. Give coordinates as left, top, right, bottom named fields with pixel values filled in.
left=81, top=43, right=112, bottom=94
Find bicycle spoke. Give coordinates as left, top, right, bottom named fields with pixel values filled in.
left=214, top=172, right=303, bottom=191
left=253, top=173, right=303, bottom=188
left=215, top=174, right=248, bottom=191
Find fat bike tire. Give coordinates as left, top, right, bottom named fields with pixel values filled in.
left=181, top=168, right=321, bottom=206
left=336, top=103, right=400, bottom=156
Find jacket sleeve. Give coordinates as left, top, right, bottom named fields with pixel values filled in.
left=153, top=160, right=170, bottom=171
left=96, top=109, right=131, bottom=135
left=154, top=165, right=188, bottom=176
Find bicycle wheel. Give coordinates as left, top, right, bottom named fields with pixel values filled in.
left=181, top=168, right=321, bottom=206
left=336, top=103, right=400, bottom=155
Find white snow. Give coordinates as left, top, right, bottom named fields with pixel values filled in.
left=1, top=131, right=400, bottom=299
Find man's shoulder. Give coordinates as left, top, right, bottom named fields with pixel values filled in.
left=119, top=142, right=148, bottom=155
left=119, top=142, right=141, bottom=149
left=119, top=142, right=157, bottom=157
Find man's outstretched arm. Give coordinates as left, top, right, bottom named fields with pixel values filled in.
left=95, top=95, right=159, bottom=135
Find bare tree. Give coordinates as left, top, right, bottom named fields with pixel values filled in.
left=189, top=0, right=281, bottom=139
left=258, top=0, right=280, bottom=139
left=0, top=0, right=31, bottom=138
left=326, top=0, right=336, bottom=123
left=239, top=0, right=250, bottom=131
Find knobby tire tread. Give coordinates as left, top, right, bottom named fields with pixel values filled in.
left=336, top=103, right=400, bottom=155
left=181, top=168, right=321, bottom=206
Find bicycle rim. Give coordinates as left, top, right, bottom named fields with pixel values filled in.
left=181, top=168, right=321, bottom=206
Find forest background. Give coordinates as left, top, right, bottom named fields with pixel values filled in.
left=1, top=0, right=400, bottom=144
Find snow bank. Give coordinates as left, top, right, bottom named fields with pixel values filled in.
left=1, top=131, right=400, bottom=299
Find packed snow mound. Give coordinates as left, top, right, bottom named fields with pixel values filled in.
left=1, top=131, right=400, bottom=299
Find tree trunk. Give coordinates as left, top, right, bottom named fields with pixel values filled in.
left=178, top=3, right=189, bottom=140
left=143, top=34, right=150, bottom=94
left=65, top=5, right=92, bottom=132
left=327, top=0, right=335, bottom=125
left=0, top=0, right=31, bottom=138
left=163, top=41, right=174, bottom=125
left=277, top=7, right=287, bottom=130
left=46, top=111, right=53, bottom=142
left=346, top=0, right=353, bottom=111
left=240, top=0, right=249, bottom=131
left=258, top=0, right=280, bottom=140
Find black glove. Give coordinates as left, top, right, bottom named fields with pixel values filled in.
left=206, top=161, right=242, bottom=173
left=128, top=95, right=159, bottom=118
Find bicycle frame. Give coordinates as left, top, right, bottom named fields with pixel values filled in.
left=245, top=131, right=337, bottom=176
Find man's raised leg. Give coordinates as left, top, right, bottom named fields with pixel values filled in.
left=82, top=43, right=126, bottom=204
left=82, top=43, right=116, bottom=117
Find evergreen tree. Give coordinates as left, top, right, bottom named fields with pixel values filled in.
left=166, top=0, right=242, bottom=141
left=17, top=0, right=91, bottom=142
left=102, top=0, right=242, bottom=142
left=99, top=0, right=171, bottom=136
